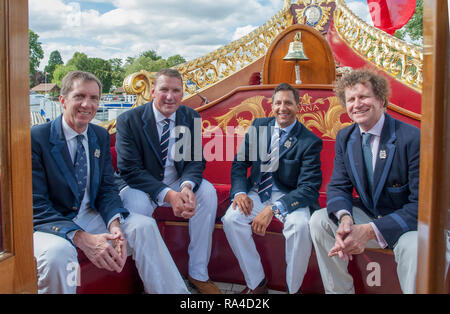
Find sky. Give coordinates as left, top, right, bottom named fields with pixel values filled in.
left=29, top=0, right=372, bottom=71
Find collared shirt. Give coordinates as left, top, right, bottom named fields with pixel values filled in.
left=152, top=104, right=195, bottom=205
left=271, top=120, right=296, bottom=195
left=62, top=118, right=120, bottom=242
left=62, top=117, right=90, bottom=211
left=335, top=113, right=388, bottom=248
left=235, top=119, right=298, bottom=217
left=358, top=113, right=385, bottom=172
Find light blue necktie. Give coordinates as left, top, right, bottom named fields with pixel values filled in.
left=74, top=134, right=87, bottom=202
left=362, top=132, right=373, bottom=193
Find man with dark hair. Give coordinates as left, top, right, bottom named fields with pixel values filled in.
left=222, top=82, right=323, bottom=294
left=309, top=69, right=420, bottom=293
left=32, top=71, right=189, bottom=293
left=115, top=68, right=220, bottom=294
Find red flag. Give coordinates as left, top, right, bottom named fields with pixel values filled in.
left=367, top=0, right=416, bottom=35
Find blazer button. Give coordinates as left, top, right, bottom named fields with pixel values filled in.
left=377, top=215, right=383, bottom=219
left=72, top=206, right=78, bottom=211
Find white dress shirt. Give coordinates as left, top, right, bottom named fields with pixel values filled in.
left=62, top=118, right=120, bottom=242
left=152, top=104, right=195, bottom=205
left=335, top=113, right=388, bottom=248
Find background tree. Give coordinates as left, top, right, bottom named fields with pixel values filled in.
left=395, top=0, right=423, bottom=44
left=66, top=52, right=91, bottom=70
left=65, top=52, right=112, bottom=93
left=29, top=29, right=44, bottom=86
left=88, top=57, right=113, bottom=93
left=124, top=56, right=167, bottom=76
left=140, top=49, right=162, bottom=61
left=52, top=64, right=77, bottom=87
left=167, top=54, right=186, bottom=67
left=108, top=58, right=126, bottom=91
left=124, top=52, right=186, bottom=77
left=43, top=50, right=64, bottom=82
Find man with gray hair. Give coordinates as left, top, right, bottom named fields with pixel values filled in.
left=32, top=70, right=189, bottom=293
left=309, top=68, right=420, bottom=293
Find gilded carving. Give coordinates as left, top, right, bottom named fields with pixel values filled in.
left=298, top=95, right=352, bottom=139
left=203, top=96, right=269, bottom=136
left=123, top=70, right=155, bottom=107
left=203, top=93, right=350, bottom=140
left=175, top=6, right=293, bottom=100
left=295, top=0, right=332, bottom=31
left=333, top=0, right=422, bottom=91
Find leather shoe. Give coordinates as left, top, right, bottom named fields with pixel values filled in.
left=187, top=275, right=222, bottom=294
left=238, top=279, right=268, bottom=294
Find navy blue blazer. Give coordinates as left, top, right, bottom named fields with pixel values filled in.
left=31, top=115, right=129, bottom=240
left=230, top=117, right=323, bottom=213
left=326, top=113, right=420, bottom=248
left=115, top=101, right=205, bottom=202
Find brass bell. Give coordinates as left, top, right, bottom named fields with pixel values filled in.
left=283, top=32, right=309, bottom=84
left=283, top=32, right=309, bottom=61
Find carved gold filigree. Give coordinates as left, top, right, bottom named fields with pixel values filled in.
left=98, top=119, right=118, bottom=135
left=123, top=70, right=155, bottom=107
left=295, top=0, right=332, bottom=31
left=333, top=0, right=423, bottom=91
left=295, top=0, right=336, bottom=4
left=175, top=7, right=293, bottom=100
left=203, top=96, right=269, bottom=136
left=203, top=93, right=350, bottom=140
left=298, top=95, right=352, bottom=139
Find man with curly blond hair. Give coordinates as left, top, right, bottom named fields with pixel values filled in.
left=309, top=69, right=420, bottom=294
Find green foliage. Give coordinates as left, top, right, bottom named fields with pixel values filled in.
left=65, top=53, right=113, bottom=92
left=52, top=64, right=77, bottom=87
left=167, top=54, right=186, bottom=67
left=29, top=29, right=44, bottom=77
left=394, top=0, right=423, bottom=44
left=44, top=50, right=64, bottom=82
left=124, top=56, right=168, bottom=77
left=66, top=52, right=91, bottom=70
left=124, top=51, right=186, bottom=76
left=140, top=50, right=162, bottom=61
left=108, top=58, right=126, bottom=91
left=31, top=30, right=189, bottom=94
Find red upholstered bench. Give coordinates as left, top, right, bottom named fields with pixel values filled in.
left=76, top=126, right=401, bottom=294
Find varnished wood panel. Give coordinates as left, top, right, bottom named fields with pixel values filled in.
left=0, top=0, right=37, bottom=293
left=417, top=0, right=449, bottom=294
left=262, top=24, right=336, bottom=85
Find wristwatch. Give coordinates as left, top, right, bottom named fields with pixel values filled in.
left=180, top=183, right=192, bottom=191
left=271, top=204, right=280, bottom=215
left=339, top=213, right=353, bottom=224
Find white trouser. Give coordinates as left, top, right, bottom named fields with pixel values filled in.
left=120, top=179, right=217, bottom=282
left=33, top=211, right=189, bottom=294
left=309, top=207, right=417, bottom=294
left=221, top=190, right=312, bottom=294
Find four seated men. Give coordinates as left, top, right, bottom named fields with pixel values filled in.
left=31, top=68, right=419, bottom=294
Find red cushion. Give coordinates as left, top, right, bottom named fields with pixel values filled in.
left=110, top=146, right=118, bottom=172
left=76, top=249, right=143, bottom=294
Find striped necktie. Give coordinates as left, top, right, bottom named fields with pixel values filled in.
left=74, top=134, right=87, bottom=202
left=160, top=118, right=171, bottom=166
left=258, top=128, right=283, bottom=202
left=362, top=132, right=374, bottom=193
